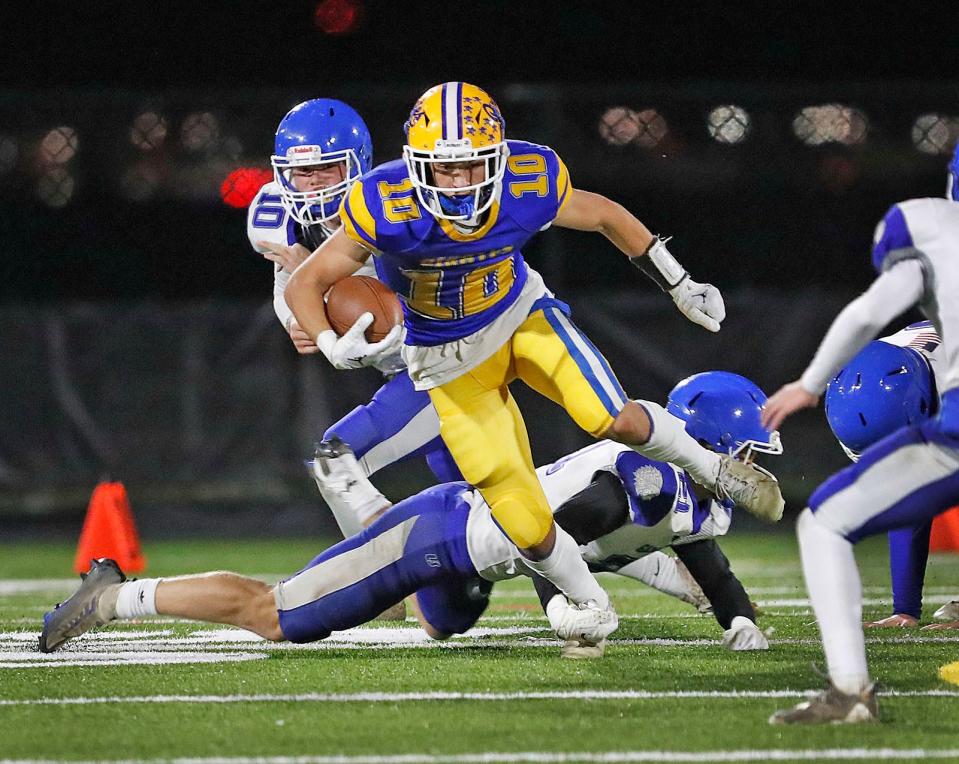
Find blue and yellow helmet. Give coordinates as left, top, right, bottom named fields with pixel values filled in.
left=271, top=99, right=372, bottom=228
left=402, top=82, right=509, bottom=222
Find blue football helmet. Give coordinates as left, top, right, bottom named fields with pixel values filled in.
left=271, top=99, right=373, bottom=228
left=825, top=341, right=935, bottom=461
left=948, top=140, right=959, bottom=202
left=667, top=371, right=782, bottom=461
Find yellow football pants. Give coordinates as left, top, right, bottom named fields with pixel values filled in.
left=428, top=306, right=628, bottom=549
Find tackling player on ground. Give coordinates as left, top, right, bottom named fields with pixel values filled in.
left=763, top=142, right=959, bottom=724
left=41, top=371, right=776, bottom=655
left=285, top=82, right=785, bottom=641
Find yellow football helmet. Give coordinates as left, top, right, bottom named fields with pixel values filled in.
left=403, top=82, right=509, bottom=222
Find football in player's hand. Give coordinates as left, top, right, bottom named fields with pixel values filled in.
left=325, top=276, right=404, bottom=342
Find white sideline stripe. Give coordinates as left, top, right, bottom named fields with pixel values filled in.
left=1, top=688, right=958, bottom=707
left=4, top=749, right=959, bottom=763
left=0, top=651, right=266, bottom=668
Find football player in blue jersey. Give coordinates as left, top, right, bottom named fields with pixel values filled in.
left=248, top=99, right=461, bottom=547
left=824, top=324, right=959, bottom=630
left=285, top=82, right=784, bottom=640
left=764, top=143, right=959, bottom=724
left=40, top=372, right=775, bottom=656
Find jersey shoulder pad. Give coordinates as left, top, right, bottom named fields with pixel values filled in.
left=501, top=140, right=572, bottom=231
left=246, top=181, right=293, bottom=252
left=871, top=201, right=917, bottom=274
left=340, top=159, right=429, bottom=252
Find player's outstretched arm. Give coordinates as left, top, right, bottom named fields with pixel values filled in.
left=762, top=259, right=925, bottom=431
left=554, top=189, right=725, bottom=332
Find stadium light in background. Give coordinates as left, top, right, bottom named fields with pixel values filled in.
left=220, top=167, right=273, bottom=208
left=598, top=107, right=669, bottom=148
left=707, top=105, right=751, bottom=144
left=911, top=113, right=959, bottom=155
left=37, top=166, right=74, bottom=208
left=130, top=111, right=168, bottom=151
left=180, top=112, right=220, bottom=153
left=39, top=127, right=78, bottom=165
left=792, top=104, right=868, bottom=146
left=314, top=0, right=365, bottom=35
left=0, top=135, right=18, bottom=176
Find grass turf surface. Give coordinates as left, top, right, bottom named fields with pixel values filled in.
left=1, top=532, right=958, bottom=762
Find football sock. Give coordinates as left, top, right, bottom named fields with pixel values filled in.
left=633, top=400, right=721, bottom=486
left=615, top=553, right=692, bottom=602
left=523, top=525, right=609, bottom=609
left=114, top=578, right=160, bottom=620
left=797, top=508, right=871, bottom=694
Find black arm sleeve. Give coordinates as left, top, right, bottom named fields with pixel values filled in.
left=552, top=470, right=630, bottom=545
left=673, top=539, right=755, bottom=630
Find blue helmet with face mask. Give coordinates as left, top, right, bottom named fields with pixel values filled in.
left=825, top=340, right=935, bottom=461
left=948, top=140, right=959, bottom=202
left=271, top=99, right=373, bottom=228
left=667, top=371, right=782, bottom=460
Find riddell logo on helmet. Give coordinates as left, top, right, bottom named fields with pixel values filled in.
left=291, top=146, right=320, bottom=154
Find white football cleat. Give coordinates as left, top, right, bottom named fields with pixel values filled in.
left=547, top=596, right=619, bottom=645
left=311, top=437, right=390, bottom=535
left=722, top=615, right=769, bottom=651
left=934, top=600, right=959, bottom=621
left=714, top=456, right=785, bottom=522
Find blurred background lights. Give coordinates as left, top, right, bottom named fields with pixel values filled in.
left=39, top=126, right=78, bottom=165
left=598, top=107, right=640, bottom=146
left=707, top=105, right=751, bottom=144
left=633, top=108, right=669, bottom=148
left=314, top=0, right=365, bottom=35
left=180, top=112, right=219, bottom=152
left=792, top=104, right=868, bottom=146
left=130, top=111, right=168, bottom=151
left=911, top=113, right=959, bottom=155
left=37, top=167, right=75, bottom=207
left=220, top=167, right=273, bottom=208
left=0, top=135, right=18, bottom=175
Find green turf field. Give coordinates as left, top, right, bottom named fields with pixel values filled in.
left=1, top=532, right=958, bottom=763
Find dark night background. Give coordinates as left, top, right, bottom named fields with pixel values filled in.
left=1, top=2, right=958, bottom=527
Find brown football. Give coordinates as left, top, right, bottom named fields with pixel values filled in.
left=325, top=275, right=404, bottom=342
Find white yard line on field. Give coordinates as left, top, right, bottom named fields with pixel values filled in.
left=4, top=748, right=959, bottom=763
left=1, top=687, right=958, bottom=707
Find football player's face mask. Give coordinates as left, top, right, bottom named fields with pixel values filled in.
left=403, top=82, right=509, bottom=223
left=271, top=98, right=373, bottom=230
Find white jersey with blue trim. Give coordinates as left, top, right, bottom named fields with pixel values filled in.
left=246, top=181, right=376, bottom=331
left=464, top=440, right=731, bottom=582
left=873, top=198, right=959, bottom=393
left=879, top=321, right=943, bottom=390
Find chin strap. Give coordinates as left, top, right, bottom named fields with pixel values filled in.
left=631, top=236, right=688, bottom=291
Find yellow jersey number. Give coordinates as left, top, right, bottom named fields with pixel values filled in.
left=507, top=154, right=549, bottom=198
left=404, top=259, right=516, bottom=321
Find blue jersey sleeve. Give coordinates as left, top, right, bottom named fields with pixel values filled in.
left=872, top=204, right=916, bottom=274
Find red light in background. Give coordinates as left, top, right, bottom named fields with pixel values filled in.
left=314, top=0, right=364, bottom=36
left=220, top=167, right=272, bottom=209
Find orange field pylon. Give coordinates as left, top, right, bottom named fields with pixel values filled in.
left=930, top=506, right=959, bottom=553
left=73, top=481, right=146, bottom=573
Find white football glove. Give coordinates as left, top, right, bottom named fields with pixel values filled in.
left=669, top=277, right=726, bottom=333
left=722, top=616, right=769, bottom=651
left=317, top=312, right=404, bottom=370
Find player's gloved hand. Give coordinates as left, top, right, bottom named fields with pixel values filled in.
left=316, top=313, right=402, bottom=370
left=722, top=616, right=769, bottom=651
left=669, top=277, right=725, bottom=333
